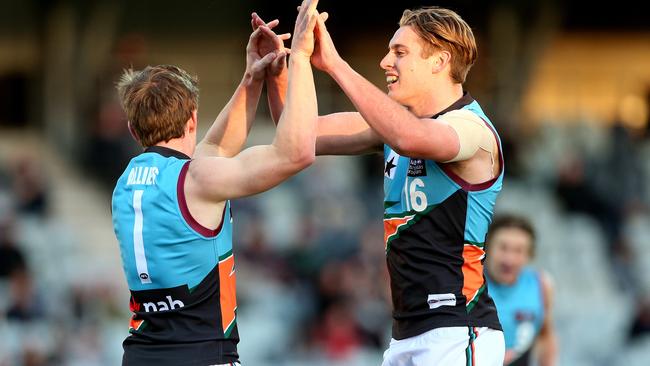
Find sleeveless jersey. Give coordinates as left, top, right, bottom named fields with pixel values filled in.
left=112, top=146, right=239, bottom=365
left=487, top=267, right=545, bottom=366
left=383, top=93, right=503, bottom=340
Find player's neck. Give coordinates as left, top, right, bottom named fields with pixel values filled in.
left=492, top=273, right=518, bottom=287
left=154, top=137, right=194, bottom=158
left=408, top=82, right=464, bottom=118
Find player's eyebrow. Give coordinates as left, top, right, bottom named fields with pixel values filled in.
left=389, top=43, right=409, bottom=51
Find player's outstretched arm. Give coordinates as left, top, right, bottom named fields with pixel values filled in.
left=312, top=14, right=462, bottom=161
left=194, top=23, right=286, bottom=158
left=251, top=12, right=290, bottom=125
left=254, top=12, right=382, bottom=156
left=186, top=0, right=320, bottom=202
left=314, top=112, right=382, bottom=155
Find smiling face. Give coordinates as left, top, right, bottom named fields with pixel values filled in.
left=486, top=227, right=534, bottom=285
left=380, top=26, right=442, bottom=108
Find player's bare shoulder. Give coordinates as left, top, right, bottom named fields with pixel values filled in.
left=436, top=109, right=499, bottom=183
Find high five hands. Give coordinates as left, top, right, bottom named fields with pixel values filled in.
left=246, top=14, right=291, bottom=80
left=251, top=0, right=341, bottom=75
left=250, top=14, right=291, bottom=78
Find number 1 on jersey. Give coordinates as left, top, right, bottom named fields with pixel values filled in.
left=133, top=190, right=152, bottom=284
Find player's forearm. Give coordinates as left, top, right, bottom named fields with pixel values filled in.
left=273, top=56, right=317, bottom=167
left=315, top=113, right=382, bottom=155
left=327, top=60, right=456, bottom=158
left=266, top=68, right=288, bottom=125
left=316, top=135, right=380, bottom=156
left=199, top=74, right=264, bottom=157
left=327, top=61, right=419, bottom=148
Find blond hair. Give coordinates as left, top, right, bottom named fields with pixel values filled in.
left=399, top=7, right=477, bottom=84
left=116, top=65, right=199, bottom=147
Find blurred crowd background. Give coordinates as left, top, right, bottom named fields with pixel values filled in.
left=1, top=0, right=650, bottom=365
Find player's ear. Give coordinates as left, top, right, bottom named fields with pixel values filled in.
left=432, top=50, right=451, bottom=74
left=127, top=121, right=141, bottom=143
left=187, top=110, right=198, bottom=133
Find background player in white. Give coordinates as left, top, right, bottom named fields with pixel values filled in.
left=485, top=215, right=558, bottom=366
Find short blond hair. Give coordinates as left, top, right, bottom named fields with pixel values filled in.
left=116, top=65, right=199, bottom=147
left=399, top=7, right=477, bottom=84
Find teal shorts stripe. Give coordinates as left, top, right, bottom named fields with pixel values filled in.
left=465, top=327, right=478, bottom=366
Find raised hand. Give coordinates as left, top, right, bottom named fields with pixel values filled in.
left=312, top=11, right=341, bottom=73
left=245, top=26, right=280, bottom=81
left=251, top=13, right=291, bottom=77
left=290, top=0, right=320, bottom=60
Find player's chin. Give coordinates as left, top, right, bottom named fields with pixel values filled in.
left=496, top=267, right=517, bottom=283
left=502, top=271, right=519, bottom=284
left=386, top=87, right=401, bottom=101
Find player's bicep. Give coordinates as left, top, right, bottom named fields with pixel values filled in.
left=403, top=110, right=493, bottom=162
left=186, top=145, right=297, bottom=202
left=392, top=117, right=459, bottom=161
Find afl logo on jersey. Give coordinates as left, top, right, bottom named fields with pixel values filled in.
left=407, top=159, right=427, bottom=177
left=139, top=273, right=149, bottom=280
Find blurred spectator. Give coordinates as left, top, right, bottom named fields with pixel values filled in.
left=5, top=268, right=44, bottom=322
left=0, top=218, right=26, bottom=278
left=84, top=100, right=139, bottom=188
left=629, top=297, right=650, bottom=341
left=21, top=347, right=47, bottom=366
left=555, top=149, right=642, bottom=294
left=312, top=298, right=363, bottom=360
left=555, top=153, right=619, bottom=244
left=11, top=156, right=48, bottom=217
left=288, top=221, right=391, bottom=361
left=239, top=214, right=296, bottom=282
left=604, top=121, right=646, bottom=215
